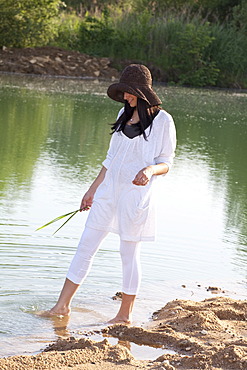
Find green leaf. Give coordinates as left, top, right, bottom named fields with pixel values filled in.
left=52, top=210, right=79, bottom=235
left=36, top=209, right=80, bottom=232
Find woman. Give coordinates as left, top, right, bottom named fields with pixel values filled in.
left=49, top=64, right=176, bottom=324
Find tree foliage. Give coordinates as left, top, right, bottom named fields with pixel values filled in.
left=64, top=0, right=243, bottom=22
left=64, top=0, right=132, bottom=15
left=0, top=0, right=62, bottom=47
left=0, top=0, right=246, bottom=87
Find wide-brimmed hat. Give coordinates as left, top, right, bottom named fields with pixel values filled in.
left=107, top=64, right=162, bottom=106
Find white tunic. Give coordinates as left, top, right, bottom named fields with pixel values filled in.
left=85, top=108, right=176, bottom=241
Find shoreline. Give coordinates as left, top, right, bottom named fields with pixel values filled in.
left=1, top=295, right=246, bottom=369
left=1, top=69, right=247, bottom=95
left=1, top=46, right=247, bottom=93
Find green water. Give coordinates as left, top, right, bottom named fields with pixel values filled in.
left=0, top=74, right=246, bottom=358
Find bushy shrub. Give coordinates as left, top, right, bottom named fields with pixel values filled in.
left=109, top=11, right=152, bottom=60
left=71, top=7, right=246, bottom=87
left=170, top=22, right=220, bottom=86
left=0, top=0, right=62, bottom=47
left=53, top=11, right=81, bottom=50
left=78, top=10, right=117, bottom=56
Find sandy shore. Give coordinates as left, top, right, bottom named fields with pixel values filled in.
left=0, top=296, right=246, bottom=369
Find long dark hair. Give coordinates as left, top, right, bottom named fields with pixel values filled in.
left=111, top=98, right=160, bottom=140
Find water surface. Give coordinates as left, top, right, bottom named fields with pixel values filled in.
left=0, top=74, right=246, bottom=357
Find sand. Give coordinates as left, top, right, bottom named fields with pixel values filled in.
left=0, top=296, right=246, bottom=369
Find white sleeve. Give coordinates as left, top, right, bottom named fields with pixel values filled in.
left=102, top=133, right=116, bottom=169
left=102, top=107, right=124, bottom=169
left=154, top=113, right=176, bottom=169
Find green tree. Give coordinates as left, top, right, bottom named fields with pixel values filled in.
left=133, top=0, right=242, bottom=21
left=134, top=0, right=194, bottom=15
left=231, top=0, right=247, bottom=33
left=195, top=0, right=241, bottom=22
left=0, top=0, right=62, bottom=47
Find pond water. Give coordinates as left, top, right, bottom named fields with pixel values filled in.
left=0, top=74, right=246, bottom=358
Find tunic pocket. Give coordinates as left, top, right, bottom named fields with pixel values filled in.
left=137, top=185, right=151, bottom=211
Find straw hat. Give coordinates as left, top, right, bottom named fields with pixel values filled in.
left=107, top=64, right=162, bottom=106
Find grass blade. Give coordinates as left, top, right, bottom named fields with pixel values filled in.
left=52, top=210, right=79, bottom=235
left=36, top=209, right=80, bottom=232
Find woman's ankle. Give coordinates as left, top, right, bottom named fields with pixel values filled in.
left=50, top=303, right=71, bottom=316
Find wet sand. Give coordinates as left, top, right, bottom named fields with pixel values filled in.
left=0, top=296, right=246, bottom=369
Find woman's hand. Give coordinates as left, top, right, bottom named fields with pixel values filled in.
left=80, top=166, right=107, bottom=211
left=80, top=189, right=95, bottom=211
left=133, top=163, right=169, bottom=186
left=132, top=167, right=154, bottom=186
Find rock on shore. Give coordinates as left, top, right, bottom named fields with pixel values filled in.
left=0, top=46, right=120, bottom=80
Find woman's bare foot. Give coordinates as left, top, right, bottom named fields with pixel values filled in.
left=108, top=293, right=136, bottom=325
left=37, top=304, right=71, bottom=317
left=35, top=278, right=78, bottom=317
left=49, top=304, right=71, bottom=316
left=107, top=293, right=136, bottom=325
left=107, top=315, right=131, bottom=325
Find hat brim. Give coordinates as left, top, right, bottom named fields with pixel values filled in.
left=107, top=82, right=162, bottom=106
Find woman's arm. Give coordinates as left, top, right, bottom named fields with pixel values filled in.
left=80, top=166, right=107, bottom=211
left=132, top=163, right=168, bottom=186
left=133, top=112, right=176, bottom=186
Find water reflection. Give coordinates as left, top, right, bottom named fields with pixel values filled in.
left=0, top=89, right=49, bottom=196
left=49, top=315, right=70, bottom=338
left=0, top=74, right=246, bottom=357
left=166, top=87, right=247, bottom=258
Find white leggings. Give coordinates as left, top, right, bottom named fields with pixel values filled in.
left=66, top=227, right=142, bottom=295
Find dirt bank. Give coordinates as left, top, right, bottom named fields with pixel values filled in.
left=0, top=296, right=246, bottom=369
left=0, top=46, right=120, bottom=80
